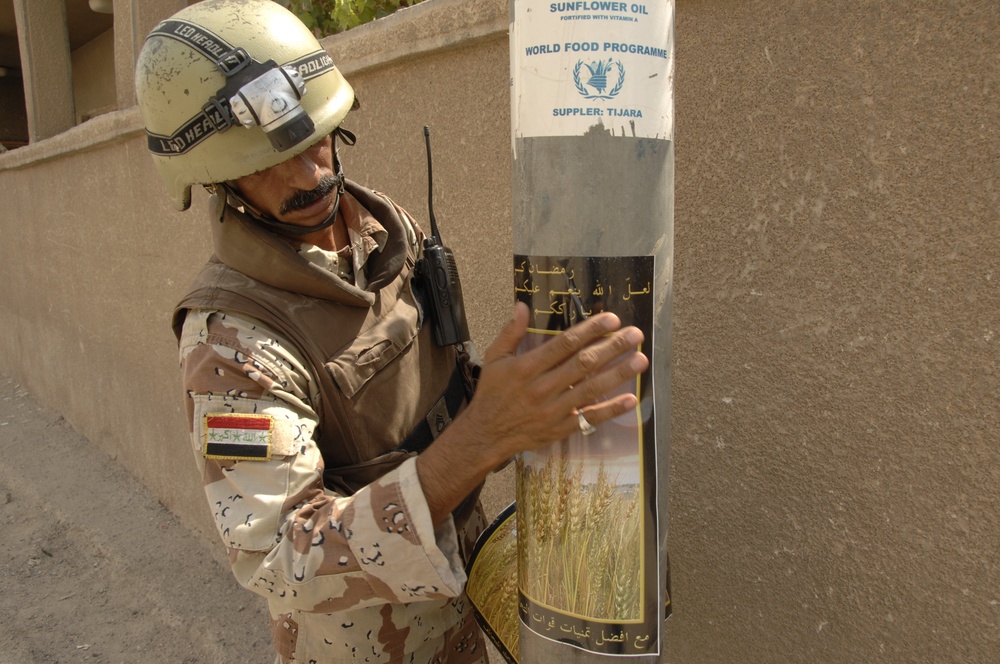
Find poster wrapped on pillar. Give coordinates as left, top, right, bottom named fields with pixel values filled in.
left=467, top=1, right=674, bottom=662
left=513, top=254, right=661, bottom=659
left=467, top=259, right=667, bottom=661
left=510, top=0, right=674, bottom=142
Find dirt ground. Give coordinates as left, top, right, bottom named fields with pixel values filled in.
left=0, top=372, right=273, bottom=663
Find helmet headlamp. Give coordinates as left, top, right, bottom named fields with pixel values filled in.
left=220, top=60, right=315, bottom=152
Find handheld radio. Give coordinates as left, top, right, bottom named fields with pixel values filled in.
left=415, top=126, right=470, bottom=347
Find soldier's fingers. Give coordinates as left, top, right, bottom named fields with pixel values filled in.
left=575, top=394, right=640, bottom=431
left=534, top=325, right=644, bottom=397
left=484, top=302, right=530, bottom=365
left=553, top=348, right=648, bottom=414
left=525, top=312, right=623, bottom=375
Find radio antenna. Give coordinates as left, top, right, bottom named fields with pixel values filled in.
left=423, top=125, right=442, bottom=243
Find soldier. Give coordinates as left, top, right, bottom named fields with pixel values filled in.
left=135, top=1, right=647, bottom=662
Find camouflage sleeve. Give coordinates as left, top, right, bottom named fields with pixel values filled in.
left=178, top=310, right=468, bottom=612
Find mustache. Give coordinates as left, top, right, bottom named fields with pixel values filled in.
left=280, top=175, right=339, bottom=215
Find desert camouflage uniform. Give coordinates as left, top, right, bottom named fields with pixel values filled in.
left=176, top=188, right=488, bottom=663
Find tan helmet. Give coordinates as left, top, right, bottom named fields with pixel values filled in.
left=135, top=0, right=355, bottom=211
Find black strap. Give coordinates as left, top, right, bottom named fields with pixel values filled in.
left=220, top=140, right=349, bottom=236
left=145, top=18, right=338, bottom=156
left=148, top=20, right=249, bottom=75
left=395, top=367, right=468, bottom=454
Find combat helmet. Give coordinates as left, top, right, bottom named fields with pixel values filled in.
left=135, top=0, right=355, bottom=215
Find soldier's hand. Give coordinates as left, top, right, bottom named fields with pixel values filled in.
left=465, top=301, right=648, bottom=465
left=416, top=302, right=648, bottom=523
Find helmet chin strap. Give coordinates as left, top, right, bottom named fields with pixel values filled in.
left=221, top=128, right=355, bottom=236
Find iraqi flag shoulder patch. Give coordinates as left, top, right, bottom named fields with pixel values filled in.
left=203, top=413, right=274, bottom=461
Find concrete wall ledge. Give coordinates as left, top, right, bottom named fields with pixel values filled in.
left=322, top=0, right=508, bottom=75
left=0, top=106, right=143, bottom=173
left=0, top=0, right=508, bottom=172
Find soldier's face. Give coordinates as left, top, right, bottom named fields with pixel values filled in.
left=233, top=135, right=337, bottom=228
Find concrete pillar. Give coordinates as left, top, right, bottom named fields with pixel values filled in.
left=114, top=0, right=187, bottom=109
left=13, top=0, right=75, bottom=142
left=509, top=2, right=675, bottom=662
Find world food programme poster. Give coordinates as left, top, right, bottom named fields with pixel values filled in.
left=511, top=1, right=674, bottom=141
left=466, top=255, right=667, bottom=661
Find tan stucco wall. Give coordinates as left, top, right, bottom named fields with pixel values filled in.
left=670, top=2, right=997, bottom=661
left=0, top=0, right=996, bottom=661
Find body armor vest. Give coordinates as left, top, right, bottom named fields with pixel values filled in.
left=173, top=181, right=461, bottom=495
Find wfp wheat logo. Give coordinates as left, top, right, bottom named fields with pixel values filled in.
left=573, top=58, right=625, bottom=99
